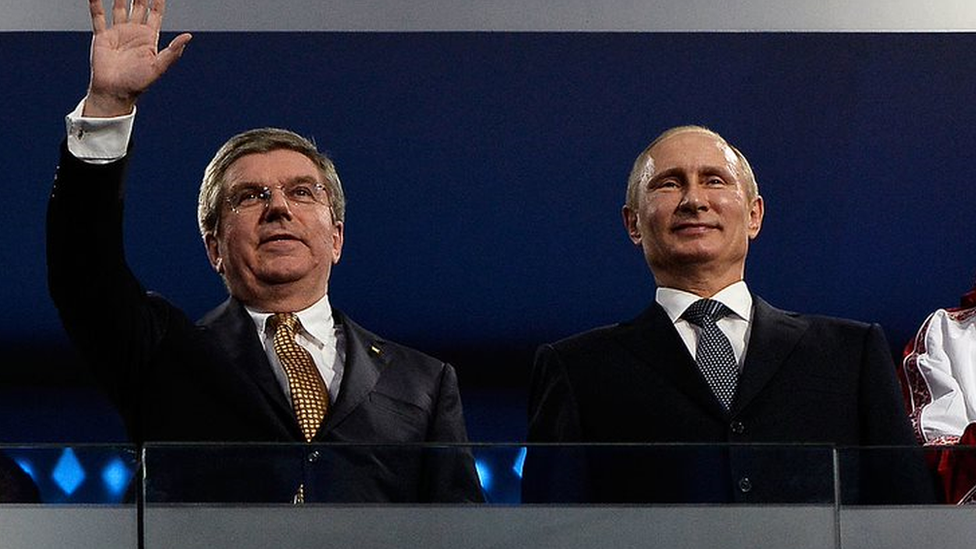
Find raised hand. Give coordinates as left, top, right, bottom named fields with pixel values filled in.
left=84, top=0, right=192, bottom=117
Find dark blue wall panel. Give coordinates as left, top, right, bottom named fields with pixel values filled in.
left=3, top=33, right=975, bottom=442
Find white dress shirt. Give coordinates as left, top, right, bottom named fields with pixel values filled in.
left=655, top=281, right=754, bottom=371
left=246, top=295, right=345, bottom=404
left=65, top=99, right=133, bottom=162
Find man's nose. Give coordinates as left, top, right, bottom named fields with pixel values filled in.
left=264, top=187, right=293, bottom=218
left=678, top=180, right=707, bottom=210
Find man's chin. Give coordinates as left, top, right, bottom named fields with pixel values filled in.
left=650, top=246, right=719, bottom=264
left=257, top=269, right=312, bottom=285
left=243, top=261, right=316, bottom=285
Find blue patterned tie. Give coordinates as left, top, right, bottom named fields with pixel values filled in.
left=682, top=299, right=739, bottom=410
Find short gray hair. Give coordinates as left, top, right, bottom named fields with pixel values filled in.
left=198, top=128, right=345, bottom=236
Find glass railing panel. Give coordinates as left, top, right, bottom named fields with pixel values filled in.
left=141, top=443, right=839, bottom=549
left=520, top=442, right=837, bottom=504
left=5, top=443, right=964, bottom=548
left=838, top=445, right=976, bottom=549
left=0, top=444, right=137, bottom=549
left=143, top=443, right=484, bottom=504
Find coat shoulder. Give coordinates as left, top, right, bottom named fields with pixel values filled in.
left=547, top=323, right=624, bottom=354
left=756, top=297, right=878, bottom=336
left=337, top=310, right=448, bottom=375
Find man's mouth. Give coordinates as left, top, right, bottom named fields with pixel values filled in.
left=672, top=222, right=719, bottom=233
left=261, top=233, right=301, bottom=244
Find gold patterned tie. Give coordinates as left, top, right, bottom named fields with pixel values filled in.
left=270, top=313, right=329, bottom=442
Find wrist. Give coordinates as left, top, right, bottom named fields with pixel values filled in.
left=82, top=92, right=136, bottom=118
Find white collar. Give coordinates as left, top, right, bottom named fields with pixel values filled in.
left=655, top=281, right=753, bottom=324
left=245, top=293, right=335, bottom=346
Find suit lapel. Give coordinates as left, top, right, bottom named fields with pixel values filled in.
left=614, top=303, right=729, bottom=419
left=321, top=310, right=383, bottom=433
left=199, top=298, right=297, bottom=432
left=732, top=296, right=809, bottom=413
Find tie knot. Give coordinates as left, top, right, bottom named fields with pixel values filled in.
left=682, top=299, right=730, bottom=326
left=270, top=313, right=300, bottom=334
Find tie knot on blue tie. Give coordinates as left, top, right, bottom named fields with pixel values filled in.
left=682, top=299, right=730, bottom=326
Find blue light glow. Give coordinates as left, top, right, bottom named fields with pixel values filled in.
left=475, top=459, right=493, bottom=492
left=14, top=458, right=36, bottom=481
left=101, top=457, right=132, bottom=496
left=513, top=446, right=527, bottom=478
left=52, top=448, right=86, bottom=495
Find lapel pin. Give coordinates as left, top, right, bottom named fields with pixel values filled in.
left=370, top=345, right=382, bottom=356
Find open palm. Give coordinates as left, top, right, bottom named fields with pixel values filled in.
left=85, top=0, right=190, bottom=116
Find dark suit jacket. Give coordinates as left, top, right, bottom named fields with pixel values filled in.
left=524, top=298, right=936, bottom=504
left=47, top=143, right=482, bottom=503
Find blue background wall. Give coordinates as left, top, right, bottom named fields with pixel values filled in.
left=2, top=32, right=976, bottom=443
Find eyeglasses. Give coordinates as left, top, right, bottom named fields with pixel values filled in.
left=225, top=180, right=332, bottom=214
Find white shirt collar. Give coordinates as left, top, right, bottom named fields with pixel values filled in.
left=245, top=293, right=335, bottom=346
left=656, top=281, right=753, bottom=324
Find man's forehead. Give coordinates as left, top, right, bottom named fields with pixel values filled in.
left=648, top=129, right=739, bottom=173
left=224, top=149, right=322, bottom=185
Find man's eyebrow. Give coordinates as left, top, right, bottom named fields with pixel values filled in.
left=699, top=166, right=735, bottom=179
left=285, top=175, right=322, bottom=185
left=229, top=175, right=320, bottom=189
left=648, top=167, right=684, bottom=183
left=226, top=181, right=264, bottom=191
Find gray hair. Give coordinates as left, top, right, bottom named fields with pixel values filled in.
left=198, top=128, right=345, bottom=236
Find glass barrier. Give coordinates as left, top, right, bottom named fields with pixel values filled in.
left=837, top=445, right=976, bottom=549
left=0, top=444, right=137, bottom=549
left=142, top=443, right=846, bottom=505
left=4, top=443, right=976, bottom=548
left=141, top=443, right=841, bottom=549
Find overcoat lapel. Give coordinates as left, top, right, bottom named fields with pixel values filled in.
left=732, top=297, right=809, bottom=413
left=614, top=303, right=729, bottom=419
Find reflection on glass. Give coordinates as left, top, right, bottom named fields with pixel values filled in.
left=1, top=443, right=948, bottom=506
left=521, top=443, right=837, bottom=504
left=144, top=443, right=484, bottom=504
left=837, top=445, right=944, bottom=506
left=0, top=445, right=136, bottom=504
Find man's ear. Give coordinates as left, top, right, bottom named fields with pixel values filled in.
left=622, top=205, right=641, bottom=245
left=748, top=195, right=765, bottom=240
left=331, top=222, right=344, bottom=265
left=204, top=233, right=224, bottom=273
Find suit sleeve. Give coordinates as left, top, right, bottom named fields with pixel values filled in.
left=420, top=363, right=485, bottom=502
left=527, top=344, right=582, bottom=442
left=47, top=141, right=174, bottom=441
left=856, top=323, right=938, bottom=503
left=859, top=324, right=919, bottom=445
left=522, top=344, right=589, bottom=502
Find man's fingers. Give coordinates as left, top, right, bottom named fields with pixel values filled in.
left=89, top=0, right=107, bottom=33
left=155, top=32, right=192, bottom=75
left=147, top=0, right=167, bottom=32
left=111, top=0, right=128, bottom=26
left=131, top=0, right=150, bottom=24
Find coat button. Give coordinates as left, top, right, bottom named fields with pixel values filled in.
left=307, top=450, right=321, bottom=463
left=738, top=477, right=752, bottom=493
left=730, top=421, right=745, bottom=435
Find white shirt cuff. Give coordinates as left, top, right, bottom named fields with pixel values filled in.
left=65, top=98, right=135, bottom=164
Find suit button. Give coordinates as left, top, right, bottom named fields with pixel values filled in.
left=730, top=421, right=745, bottom=435
left=737, top=477, right=752, bottom=493
left=307, top=450, right=321, bottom=463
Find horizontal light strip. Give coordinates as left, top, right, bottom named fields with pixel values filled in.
left=3, top=0, right=976, bottom=32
